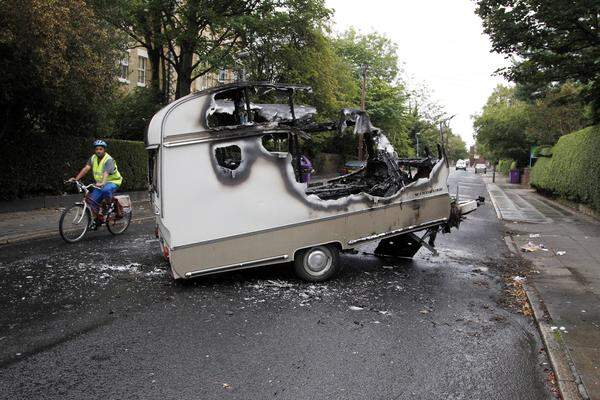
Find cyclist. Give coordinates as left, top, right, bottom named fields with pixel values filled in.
left=70, top=140, right=123, bottom=223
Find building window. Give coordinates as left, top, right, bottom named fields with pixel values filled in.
left=138, top=56, right=147, bottom=86
left=118, top=53, right=129, bottom=83
left=218, top=69, right=226, bottom=83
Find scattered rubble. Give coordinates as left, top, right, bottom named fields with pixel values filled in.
left=521, top=241, right=549, bottom=252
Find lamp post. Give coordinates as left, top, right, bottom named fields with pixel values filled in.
left=416, top=132, right=421, bottom=158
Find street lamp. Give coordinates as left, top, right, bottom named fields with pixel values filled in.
left=415, top=132, right=421, bottom=158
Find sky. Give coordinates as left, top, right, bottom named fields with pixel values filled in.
left=326, top=0, right=509, bottom=146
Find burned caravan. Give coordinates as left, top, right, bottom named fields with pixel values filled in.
left=145, top=82, right=479, bottom=281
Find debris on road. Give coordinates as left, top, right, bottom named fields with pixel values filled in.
left=349, top=306, right=364, bottom=311
left=520, top=241, right=548, bottom=252
left=556, top=251, right=566, bottom=256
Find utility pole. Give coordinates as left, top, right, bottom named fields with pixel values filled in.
left=360, top=65, right=367, bottom=111
left=358, top=64, right=368, bottom=161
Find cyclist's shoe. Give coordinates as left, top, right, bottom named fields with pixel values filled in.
left=88, top=220, right=98, bottom=231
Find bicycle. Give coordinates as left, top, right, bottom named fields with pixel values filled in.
left=59, top=180, right=132, bottom=243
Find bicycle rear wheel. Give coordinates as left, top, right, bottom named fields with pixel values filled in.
left=107, top=209, right=132, bottom=235
left=59, top=204, right=90, bottom=243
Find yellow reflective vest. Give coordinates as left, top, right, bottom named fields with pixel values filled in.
left=92, top=153, right=123, bottom=186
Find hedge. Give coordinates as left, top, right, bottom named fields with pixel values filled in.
left=497, top=159, right=515, bottom=175
left=530, top=125, right=600, bottom=211
left=0, top=135, right=148, bottom=200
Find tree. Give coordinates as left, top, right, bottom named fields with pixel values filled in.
left=473, top=85, right=533, bottom=165
left=523, top=82, right=591, bottom=145
left=96, top=0, right=334, bottom=99
left=240, top=1, right=355, bottom=118
left=110, top=88, right=164, bottom=141
left=446, top=133, right=469, bottom=162
left=0, top=0, right=122, bottom=138
left=475, top=0, right=600, bottom=122
left=332, top=29, right=413, bottom=155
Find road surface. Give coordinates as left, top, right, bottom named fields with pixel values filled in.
left=0, top=170, right=553, bottom=399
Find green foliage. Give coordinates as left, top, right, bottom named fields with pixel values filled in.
left=473, top=85, right=533, bottom=165
left=497, top=159, right=515, bottom=175
left=97, top=0, right=333, bottom=99
left=446, top=134, right=469, bottom=162
left=475, top=0, right=600, bottom=122
left=530, top=125, right=600, bottom=211
left=110, top=87, right=164, bottom=141
left=333, top=28, right=399, bottom=83
left=0, top=0, right=123, bottom=139
left=522, top=82, right=591, bottom=145
left=0, top=135, right=147, bottom=200
left=474, top=83, right=591, bottom=164
left=332, top=29, right=413, bottom=156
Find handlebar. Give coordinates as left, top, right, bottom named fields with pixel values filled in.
left=64, top=180, right=95, bottom=193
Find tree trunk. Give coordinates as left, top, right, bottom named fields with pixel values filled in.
left=148, top=47, right=163, bottom=98
left=175, top=49, right=194, bottom=99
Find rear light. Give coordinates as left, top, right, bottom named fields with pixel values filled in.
left=161, top=242, right=170, bottom=260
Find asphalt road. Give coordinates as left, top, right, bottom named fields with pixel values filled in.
left=0, top=170, right=553, bottom=399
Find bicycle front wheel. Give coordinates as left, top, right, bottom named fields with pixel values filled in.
left=59, top=204, right=90, bottom=243
left=107, top=209, right=132, bottom=235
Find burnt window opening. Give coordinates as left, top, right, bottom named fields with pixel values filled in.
left=261, top=132, right=313, bottom=184
left=215, top=145, right=242, bottom=170
left=207, top=85, right=316, bottom=129
left=304, top=120, right=439, bottom=200
left=261, top=133, right=289, bottom=153
left=208, top=89, right=251, bottom=128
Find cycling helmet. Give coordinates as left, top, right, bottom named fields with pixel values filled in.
left=93, top=139, right=107, bottom=148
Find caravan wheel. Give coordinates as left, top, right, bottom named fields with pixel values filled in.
left=294, top=245, right=340, bottom=282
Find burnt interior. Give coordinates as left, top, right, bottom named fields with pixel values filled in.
left=207, top=83, right=439, bottom=200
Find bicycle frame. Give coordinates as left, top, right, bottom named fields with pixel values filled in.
left=70, top=180, right=96, bottom=223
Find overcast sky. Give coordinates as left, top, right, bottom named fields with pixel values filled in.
left=326, top=0, right=509, bottom=146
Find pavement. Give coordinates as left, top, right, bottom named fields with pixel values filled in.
left=485, top=172, right=600, bottom=399
left=0, top=201, right=156, bottom=244
left=0, top=170, right=556, bottom=399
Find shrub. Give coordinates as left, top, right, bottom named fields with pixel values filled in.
left=497, top=159, right=515, bottom=175
left=110, top=87, right=164, bottom=141
left=0, top=134, right=147, bottom=200
left=530, top=125, right=600, bottom=211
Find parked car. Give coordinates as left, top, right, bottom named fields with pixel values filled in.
left=455, top=159, right=467, bottom=171
left=340, top=160, right=366, bottom=175
left=474, top=163, right=487, bottom=174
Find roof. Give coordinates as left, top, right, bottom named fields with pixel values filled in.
left=145, top=82, right=313, bottom=148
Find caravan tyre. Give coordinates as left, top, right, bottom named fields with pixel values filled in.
left=294, top=245, right=340, bottom=282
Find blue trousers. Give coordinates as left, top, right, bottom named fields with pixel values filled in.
left=89, top=183, right=118, bottom=212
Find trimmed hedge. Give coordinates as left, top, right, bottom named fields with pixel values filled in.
left=0, top=135, right=148, bottom=200
left=530, top=125, right=600, bottom=211
left=497, top=159, right=515, bottom=175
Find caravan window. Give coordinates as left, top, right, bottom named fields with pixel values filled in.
left=215, top=145, right=242, bottom=170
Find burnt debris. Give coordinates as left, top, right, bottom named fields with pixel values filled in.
left=205, top=82, right=438, bottom=201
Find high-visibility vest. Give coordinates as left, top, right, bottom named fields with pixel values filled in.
left=92, top=153, right=123, bottom=186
